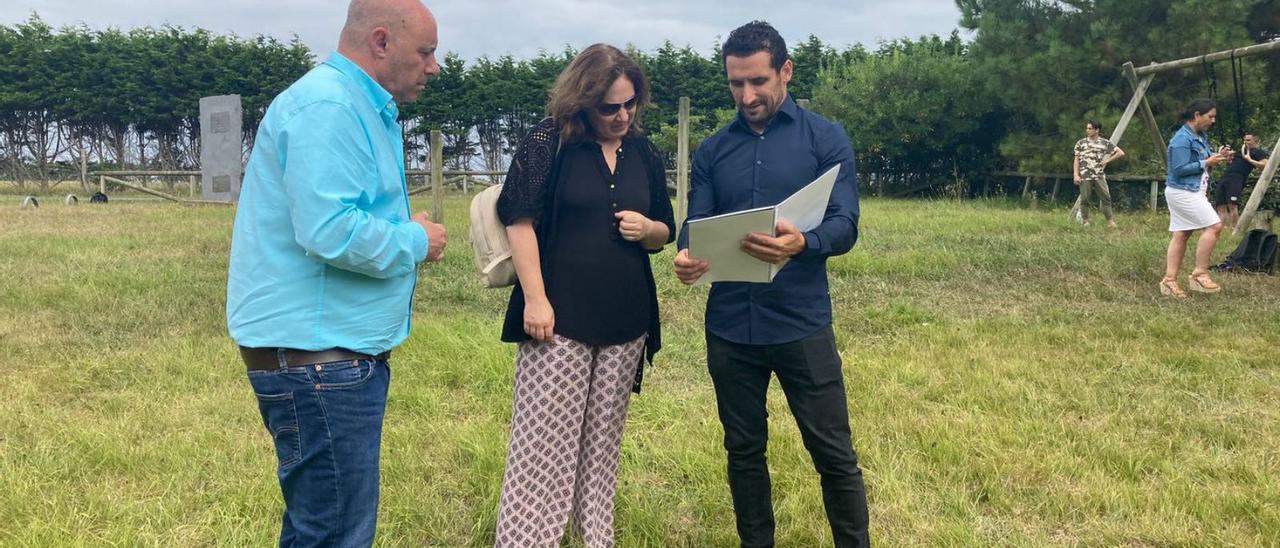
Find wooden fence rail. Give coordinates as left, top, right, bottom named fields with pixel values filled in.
left=996, top=171, right=1166, bottom=210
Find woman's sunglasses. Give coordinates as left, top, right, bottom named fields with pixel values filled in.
left=595, top=96, right=638, bottom=116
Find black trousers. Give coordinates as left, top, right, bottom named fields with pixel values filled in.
left=706, top=325, right=870, bottom=548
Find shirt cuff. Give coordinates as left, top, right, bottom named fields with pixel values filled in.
left=405, top=221, right=429, bottom=263
left=798, top=231, right=821, bottom=259
left=1199, top=159, right=1208, bottom=171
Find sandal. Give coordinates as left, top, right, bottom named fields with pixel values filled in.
left=1187, top=272, right=1221, bottom=294
left=1159, top=277, right=1187, bottom=298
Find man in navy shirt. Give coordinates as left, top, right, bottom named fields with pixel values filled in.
left=674, top=21, right=870, bottom=548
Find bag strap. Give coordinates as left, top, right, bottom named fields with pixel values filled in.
left=481, top=250, right=514, bottom=274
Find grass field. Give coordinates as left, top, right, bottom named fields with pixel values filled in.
left=2, top=192, right=1278, bottom=547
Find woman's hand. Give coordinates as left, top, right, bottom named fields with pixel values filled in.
left=615, top=210, right=652, bottom=242
left=523, top=295, right=555, bottom=342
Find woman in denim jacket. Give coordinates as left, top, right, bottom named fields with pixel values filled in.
left=1161, top=98, right=1233, bottom=297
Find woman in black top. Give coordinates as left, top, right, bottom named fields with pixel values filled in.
left=492, top=44, right=675, bottom=548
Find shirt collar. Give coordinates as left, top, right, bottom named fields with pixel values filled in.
left=776, top=93, right=800, bottom=121
left=732, top=93, right=799, bottom=134
left=1179, top=123, right=1206, bottom=143
left=324, top=51, right=399, bottom=121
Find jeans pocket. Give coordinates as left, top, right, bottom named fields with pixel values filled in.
left=315, top=359, right=378, bottom=390
left=254, top=391, right=301, bottom=470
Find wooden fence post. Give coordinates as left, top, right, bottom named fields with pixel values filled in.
left=676, top=97, right=690, bottom=228
left=431, top=130, right=443, bottom=222
left=79, top=145, right=88, bottom=191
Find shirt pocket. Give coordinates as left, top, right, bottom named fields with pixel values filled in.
left=1191, top=140, right=1210, bottom=161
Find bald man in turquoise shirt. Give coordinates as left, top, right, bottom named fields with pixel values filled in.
left=226, top=1, right=446, bottom=545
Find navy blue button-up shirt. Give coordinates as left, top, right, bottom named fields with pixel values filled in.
left=678, top=95, right=860, bottom=345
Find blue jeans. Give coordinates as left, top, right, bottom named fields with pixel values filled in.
left=247, top=357, right=391, bottom=548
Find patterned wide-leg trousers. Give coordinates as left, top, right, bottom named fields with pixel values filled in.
left=494, top=334, right=646, bottom=548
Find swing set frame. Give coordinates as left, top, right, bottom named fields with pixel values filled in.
left=1108, top=40, right=1280, bottom=234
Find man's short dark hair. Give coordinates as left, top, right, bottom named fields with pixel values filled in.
left=1087, top=119, right=1102, bottom=132
left=722, top=21, right=788, bottom=71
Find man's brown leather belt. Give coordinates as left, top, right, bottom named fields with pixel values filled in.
left=239, top=346, right=391, bottom=371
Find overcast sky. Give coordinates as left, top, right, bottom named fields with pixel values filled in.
left=5, top=0, right=966, bottom=63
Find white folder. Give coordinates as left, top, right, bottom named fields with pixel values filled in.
left=686, top=164, right=840, bottom=284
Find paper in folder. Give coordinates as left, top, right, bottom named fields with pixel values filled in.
left=686, top=164, right=840, bottom=284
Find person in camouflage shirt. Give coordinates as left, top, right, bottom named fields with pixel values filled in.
left=1073, top=119, right=1126, bottom=227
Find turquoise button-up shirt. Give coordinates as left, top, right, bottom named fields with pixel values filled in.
left=227, top=52, right=428, bottom=356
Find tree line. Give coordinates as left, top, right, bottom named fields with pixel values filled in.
left=2, top=3, right=1278, bottom=200
left=0, top=16, right=311, bottom=190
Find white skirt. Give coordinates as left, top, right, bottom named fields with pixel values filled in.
left=1166, top=186, right=1220, bottom=232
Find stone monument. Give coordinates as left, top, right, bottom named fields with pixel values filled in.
left=199, top=95, right=243, bottom=202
